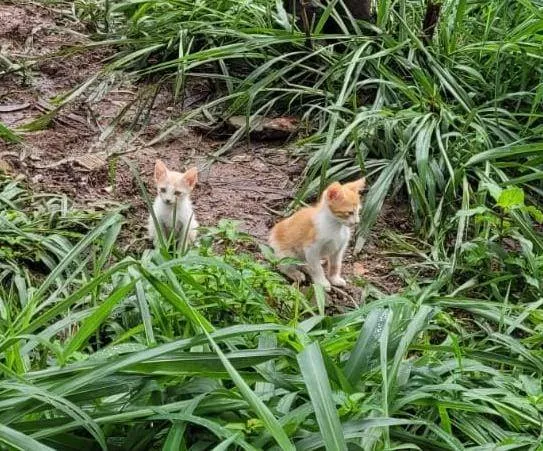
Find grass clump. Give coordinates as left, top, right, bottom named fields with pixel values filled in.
left=0, top=177, right=542, bottom=449
left=79, top=0, right=543, bottom=250
left=0, top=175, right=104, bottom=275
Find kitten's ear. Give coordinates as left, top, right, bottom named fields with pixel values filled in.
left=154, top=160, right=168, bottom=183
left=345, top=177, right=366, bottom=193
left=184, top=167, right=198, bottom=190
left=326, top=182, right=343, bottom=201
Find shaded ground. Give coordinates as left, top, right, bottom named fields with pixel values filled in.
left=0, top=2, right=415, bottom=304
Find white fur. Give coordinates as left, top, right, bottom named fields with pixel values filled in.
left=304, top=203, right=353, bottom=290
left=272, top=202, right=359, bottom=291
left=148, top=194, right=198, bottom=245
left=313, top=204, right=352, bottom=256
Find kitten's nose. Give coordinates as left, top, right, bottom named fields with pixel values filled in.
left=164, top=198, right=172, bottom=205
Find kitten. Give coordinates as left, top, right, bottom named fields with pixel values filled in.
left=269, top=178, right=366, bottom=291
left=148, top=159, right=199, bottom=245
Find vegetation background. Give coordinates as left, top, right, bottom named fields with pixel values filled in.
left=1, top=0, right=543, bottom=449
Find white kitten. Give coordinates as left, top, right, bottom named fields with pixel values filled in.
left=148, top=159, right=198, bottom=245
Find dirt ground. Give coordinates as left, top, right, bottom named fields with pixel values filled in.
left=0, top=2, right=414, bottom=304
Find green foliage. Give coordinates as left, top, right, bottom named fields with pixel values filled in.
left=455, top=182, right=543, bottom=298
left=497, top=187, right=525, bottom=211
left=0, top=176, right=103, bottom=273
left=0, top=177, right=542, bottom=449
left=2, top=0, right=543, bottom=449
left=0, top=121, right=21, bottom=144
left=75, top=0, right=543, bottom=250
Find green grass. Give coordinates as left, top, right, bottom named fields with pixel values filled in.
left=1, top=173, right=543, bottom=449
left=2, top=0, right=543, bottom=449
left=0, top=122, right=21, bottom=144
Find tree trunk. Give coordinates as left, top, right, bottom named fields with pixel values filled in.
left=284, top=0, right=373, bottom=34
left=342, top=0, right=372, bottom=22
left=422, top=1, right=442, bottom=44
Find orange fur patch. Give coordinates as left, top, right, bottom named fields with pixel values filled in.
left=269, top=178, right=366, bottom=255
left=326, top=182, right=361, bottom=218
left=270, top=207, right=318, bottom=255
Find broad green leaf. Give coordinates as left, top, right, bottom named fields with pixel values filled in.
left=298, top=343, right=347, bottom=451
left=497, top=187, right=525, bottom=209
left=0, top=121, right=21, bottom=143
left=203, top=331, right=295, bottom=451
left=0, top=423, right=54, bottom=451
left=344, top=308, right=387, bottom=384
left=0, top=382, right=106, bottom=450
left=465, top=143, right=543, bottom=166
left=63, top=280, right=136, bottom=358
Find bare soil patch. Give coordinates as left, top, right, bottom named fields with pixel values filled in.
left=1, top=2, right=416, bottom=303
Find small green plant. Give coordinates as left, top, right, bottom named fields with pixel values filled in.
left=74, top=0, right=109, bottom=32
left=203, top=219, right=253, bottom=245
left=455, top=182, right=543, bottom=299
left=0, top=121, right=21, bottom=144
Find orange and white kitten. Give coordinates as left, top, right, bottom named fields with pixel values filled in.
left=148, top=160, right=198, bottom=244
left=269, top=178, right=366, bottom=291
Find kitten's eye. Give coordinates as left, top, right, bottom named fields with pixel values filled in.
left=160, top=187, right=166, bottom=193
left=174, top=190, right=181, bottom=196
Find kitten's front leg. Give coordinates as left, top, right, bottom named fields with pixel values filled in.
left=149, top=218, right=169, bottom=246
left=188, top=228, right=197, bottom=243
left=147, top=215, right=157, bottom=242
left=279, top=264, right=306, bottom=284
left=271, top=249, right=306, bottom=283
left=328, top=244, right=347, bottom=287
left=304, top=246, right=331, bottom=291
left=149, top=214, right=171, bottom=246
left=176, top=222, right=197, bottom=245
left=187, top=219, right=198, bottom=243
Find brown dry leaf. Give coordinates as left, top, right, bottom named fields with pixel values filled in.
left=352, top=261, right=367, bottom=276
left=227, top=115, right=299, bottom=139
left=73, top=152, right=107, bottom=171
left=265, top=116, right=299, bottom=132
left=0, top=103, right=30, bottom=112
left=231, top=154, right=252, bottom=163
left=0, top=159, right=13, bottom=174
left=34, top=152, right=107, bottom=171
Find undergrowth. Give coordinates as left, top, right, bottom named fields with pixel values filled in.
left=57, top=0, right=543, bottom=252
left=1, top=173, right=542, bottom=450
left=1, top=0, right=543, bottom=449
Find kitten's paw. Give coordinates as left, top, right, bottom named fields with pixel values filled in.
left=288, top=269, right=306, bottom=284
left=329, top=276, right=347, bottom=287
